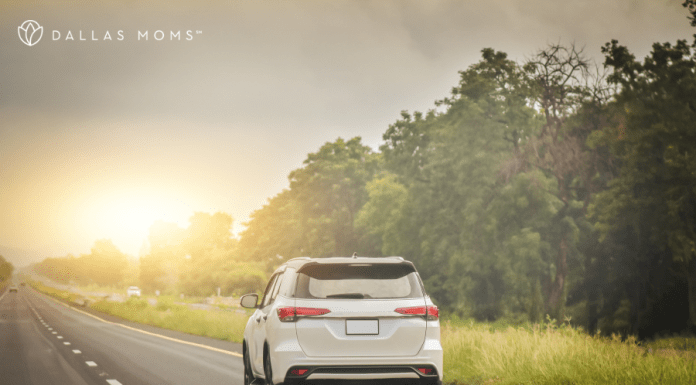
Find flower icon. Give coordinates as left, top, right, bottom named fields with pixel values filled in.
left=18, top=20, right=43, bottom=46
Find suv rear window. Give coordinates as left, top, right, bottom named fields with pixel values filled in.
left=295, top=263, right=423, bottom=299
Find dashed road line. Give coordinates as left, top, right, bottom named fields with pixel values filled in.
left=28, top=294, right=128, bottom=385
left=41, top=292, right=242, bottom=358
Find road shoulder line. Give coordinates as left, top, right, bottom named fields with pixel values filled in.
left=32, top=288, right=243, bottom=358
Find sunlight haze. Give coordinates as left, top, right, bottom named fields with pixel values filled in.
left=1, top=0, right=693, bottom=264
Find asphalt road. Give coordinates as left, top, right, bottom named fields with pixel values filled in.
left=0, top=285, right=247, bottom=385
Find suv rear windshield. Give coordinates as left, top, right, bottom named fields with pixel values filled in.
left=295, top=263, right=423, bottom=299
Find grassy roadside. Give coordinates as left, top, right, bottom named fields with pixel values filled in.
left=29, top=280, right=250, bottom=343
left=442, top=318, right=696, bottom=385
left=30, top=281, right=696, bottom=384
left=90, top=297, right=249, bottom=343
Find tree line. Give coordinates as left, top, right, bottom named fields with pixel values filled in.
left=0, top=256, right=13, bottom=282
left=32, top=212, right=267, bottom=296
left=237, top=12, right=696, bottom=338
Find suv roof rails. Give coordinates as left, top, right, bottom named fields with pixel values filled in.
left=287, top=257, right=311, bottom=262
left=385, top=256, right=404, bottom=261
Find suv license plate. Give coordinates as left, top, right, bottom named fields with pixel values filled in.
left=346, top=319, right=379, bottom=335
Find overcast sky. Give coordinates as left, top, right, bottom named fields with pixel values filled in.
left=1, top=0, right=693, bottom=264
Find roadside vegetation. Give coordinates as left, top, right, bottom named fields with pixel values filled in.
left=442, top=318, right=696, bottom=385
left=89, top=297, right=249, bottom=343
left=30, top=280, right=250, bottom=343
left=31, top=281, right=696, bottom=385
left=0, top=255, right=13, bottom=288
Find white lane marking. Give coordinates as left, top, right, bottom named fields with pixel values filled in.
left=41, top=293, right=243, bottom=358
left=106, top=380, right=123, bottom=385
left=73, top=350, right=81, bottom=354
left=64, top=342, right=71, bottom=345
left=57, top=336, right=63, bottom=339
left=48, top=328, right=53, bottom=331
left=52, top=331, right=57, bottom=334
left=85, top=361, right=97, bottom=367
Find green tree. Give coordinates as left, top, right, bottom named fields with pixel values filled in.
left=521, top=43, right=601, bottom=316
left=32, top=255, right=79, bottom=284
left=684, top=0, right=696, bottom=27
left=0, top=255, right=13, bottom=281
left=355, top=173, right=410, bottom=257
left=238, top=137, right=381, bottom=269
left=140, top=220, right=186, bottom=293
left=591, top=38, right=696, bottom=328
left=81, top=240, right=129, bottom=286
left=379, top=48, right=539, bottom=316
left=179, top=212, right=236, bottom=295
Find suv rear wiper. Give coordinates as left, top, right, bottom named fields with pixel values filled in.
left=326, top=293, right=366, bottom=299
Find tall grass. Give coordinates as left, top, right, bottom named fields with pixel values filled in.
left=90, top=297, right=249, bottom=343
left=30, top=281, right=249, bottom=343
left=31, top=282, right=695, bottom=384
left=29, top=281, right=84, bottom=303
left=442, top=318, right=696, bottom=385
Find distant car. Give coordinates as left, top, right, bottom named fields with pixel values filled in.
left=127, top=286, right=141, bottom=297
left=240, top=255, right=443, bottom=385
left=8, top=286, right=18, bottom=293
left=20, top=282, right=26, bottom=286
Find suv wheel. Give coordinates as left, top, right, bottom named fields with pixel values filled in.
left=263, top=347, right=274, bottom=385
left=243, top=343, right=254, bottom=385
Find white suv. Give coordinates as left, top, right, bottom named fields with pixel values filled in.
left=240, top=256, right=443, bottom=385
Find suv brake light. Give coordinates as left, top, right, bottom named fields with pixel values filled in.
left=395, top=305, right=438, bottom=320
left=277, top=307, right=331, bottom=322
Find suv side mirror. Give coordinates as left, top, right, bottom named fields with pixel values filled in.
left=240, top=293, right=259, bottom=308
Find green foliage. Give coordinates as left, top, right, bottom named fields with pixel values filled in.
left=238, top=137, right=382, bottom=268
left=355, top=173, right=409, bottom=256
left=591, top=38, right=696, bottom=329
left=140, top=220, right=186, bottom=293
left=32, top=240, right=129, bottom=287
left=83, top=239, right=129, bottom=286
left=89, top=299, right=249, bottom=343
left=684, top=0, right=696, bottom=27
left=0, top=255, right=14, bottom=281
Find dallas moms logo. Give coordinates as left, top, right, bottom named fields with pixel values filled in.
left=17, top=19, right=201, bottom=46
left=18, top=20, right=43, bottom=46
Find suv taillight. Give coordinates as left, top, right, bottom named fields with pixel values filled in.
left=277, top=307, right=331, bottom=322
left=395, top=305, right=438, bottom=321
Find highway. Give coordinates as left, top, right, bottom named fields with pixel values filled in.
left=0, top=286, right=246, bottom=385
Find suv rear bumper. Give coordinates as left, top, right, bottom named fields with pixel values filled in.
left=284, top=364, right=441, bottom=384
left=270, top=339, right=443, bottom=384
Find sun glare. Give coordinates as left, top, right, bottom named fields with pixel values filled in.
left=77, top=188, right=192, bottom=256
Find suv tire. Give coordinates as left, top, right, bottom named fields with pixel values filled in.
left=243, top=343, right=254, bottom=385
left=263, top=347, right=274, bottom=385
